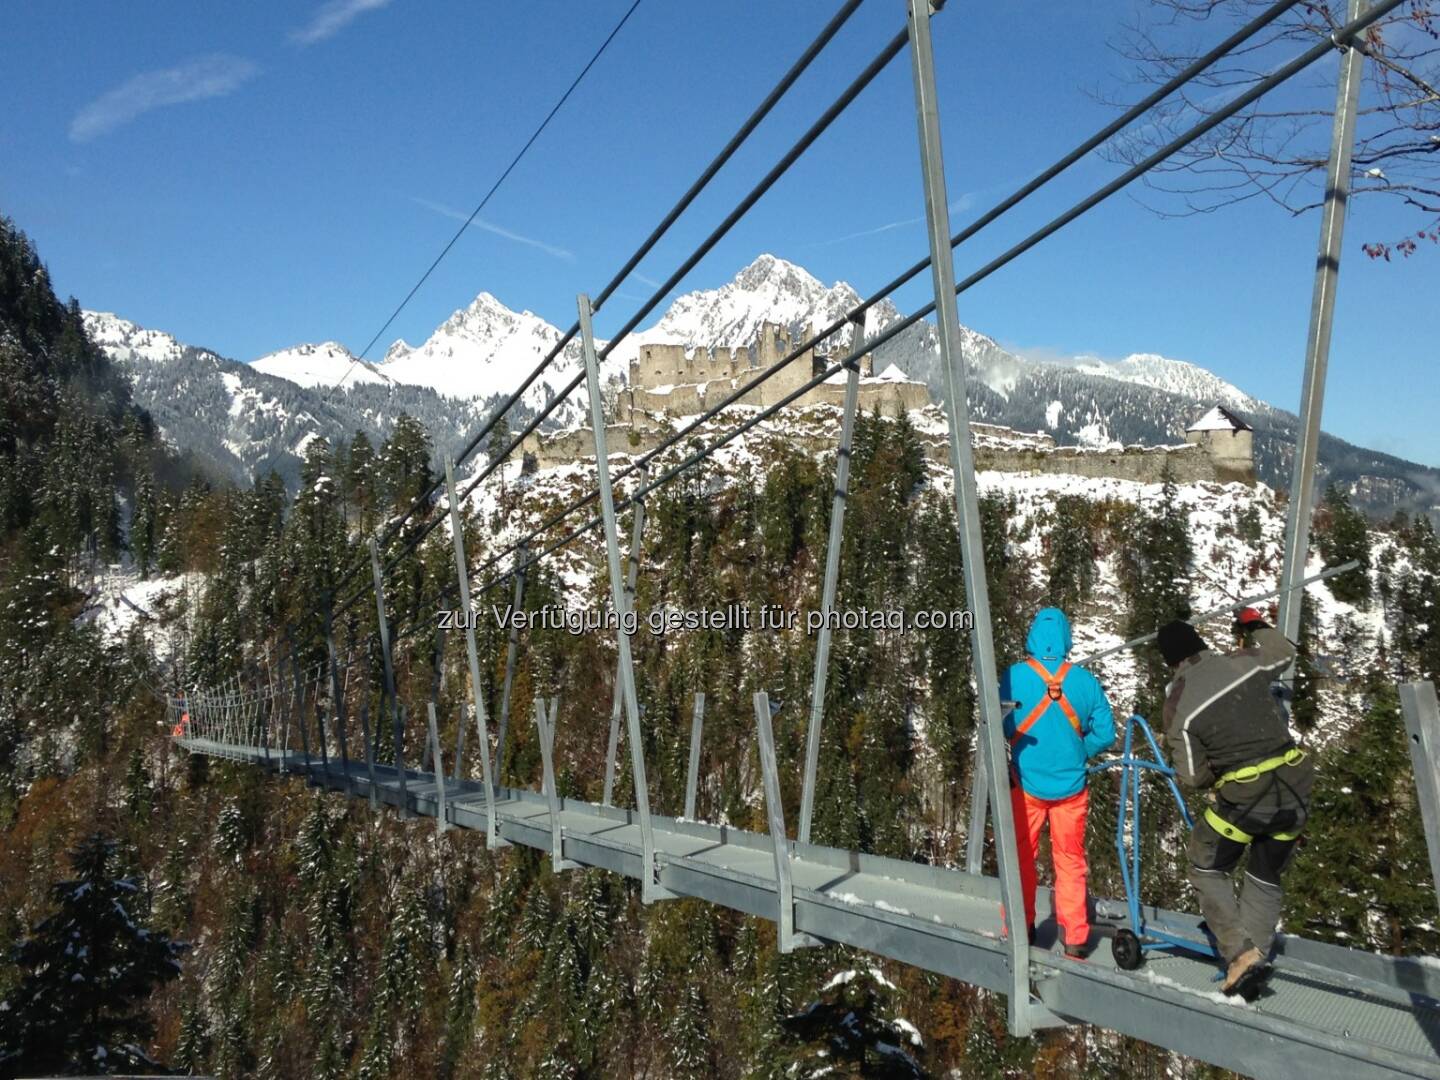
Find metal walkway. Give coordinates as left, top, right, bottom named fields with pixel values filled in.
left=180, top=736, right=1440, bottom=1080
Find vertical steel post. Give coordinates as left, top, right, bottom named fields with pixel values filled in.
left=578, top=292, right=670, bottom=903
left=276, top=652, right=291, bottom=774
left=495, top=545, right=528, bottom=785
left=966, top=728, right=989, bottom=875
left=426, top=702, right=449, bottom=835
left=798, top=316, right=863, bottom=843
left=1400, top=681, right=1440, bottom=913
left=905, top=0, right=1034, bottom=1034
left=1276, top=0, right=1367, bottom=648
left=604, top=465, right=647, bottom=806
left=754, top=692, right=818, bottom=952
left=684, top=691, right=706, bottom=820
left=370, top=536, right=410, bottom=818
left=359, top=696, right=379, bottom=812
left=445, top=457, right=502, bottom=846
left=535, top=696, right=576, bottom=871
left=288, top=642, right=311, bottom=776
left=316, top=700, right=331, bottom=781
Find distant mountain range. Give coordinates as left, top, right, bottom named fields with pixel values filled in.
left=85, top=254, right=1438, bottom=518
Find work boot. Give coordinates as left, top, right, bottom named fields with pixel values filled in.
left=1063, top=936, right=1090, bottom=961
left=1221, top=947, right=1269, bottom=1000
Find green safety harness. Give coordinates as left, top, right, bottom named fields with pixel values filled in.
left=1203, top=747, right=1308, bottom=843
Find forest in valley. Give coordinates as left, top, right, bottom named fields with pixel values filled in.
left=2, top=212, right=1438, bottom=1078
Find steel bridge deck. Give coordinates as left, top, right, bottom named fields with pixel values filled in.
left=181, top=738, right=1440, bottom=1079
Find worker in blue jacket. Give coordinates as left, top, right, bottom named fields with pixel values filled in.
left=999, top=607, right=1116, bottom=957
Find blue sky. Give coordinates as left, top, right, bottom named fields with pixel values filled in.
left=3, top=0, right=1436, bottom=465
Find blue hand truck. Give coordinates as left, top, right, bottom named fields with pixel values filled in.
left=1087, top=714, right=1220, bottom=970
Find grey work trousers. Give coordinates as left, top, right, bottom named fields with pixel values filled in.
left=1187, top=812, right=1301, bottom=963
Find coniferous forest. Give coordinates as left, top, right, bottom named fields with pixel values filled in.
left=1, top=213, right=1438, bottom=1078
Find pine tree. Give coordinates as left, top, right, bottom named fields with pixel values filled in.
left=1316, top=484, right=1371, bottom=604
left=0, top=833, right=187, bottom=1076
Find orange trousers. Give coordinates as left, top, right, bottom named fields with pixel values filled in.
left=1010, top=785, right=1091, bottom=947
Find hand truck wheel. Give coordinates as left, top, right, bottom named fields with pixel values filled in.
left=1112, top=929, right=1144, bottom=970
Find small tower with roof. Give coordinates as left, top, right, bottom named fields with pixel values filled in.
left=1185, top=405, right=1254, bottom=482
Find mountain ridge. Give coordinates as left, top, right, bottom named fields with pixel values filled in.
left=84, top=255, right=1438, bottom=517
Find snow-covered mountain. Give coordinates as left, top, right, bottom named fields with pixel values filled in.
left=378, top=291, right=591, bottom=427
left=1074, top=352, right=1265, bottom=415
left=81, top=312, right=478, bottom=489
left=252, top=341, right=391, bottom=389
left=85, top=254, right=1439, bottom=517
left=84, top=311, right=196, bottom=367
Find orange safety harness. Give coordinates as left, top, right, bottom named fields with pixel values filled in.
left=1008, top=658, right=1083, bottom=746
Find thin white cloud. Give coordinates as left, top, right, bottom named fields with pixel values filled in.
left=809, top=194, right=977, bottom=248
left=69, top=55, right=259, bottom=143
left=410, top=197, right=576, bottom=262
left=631, top=271, right=662, bottom=288
left=290, top=0, right=393, bottom=45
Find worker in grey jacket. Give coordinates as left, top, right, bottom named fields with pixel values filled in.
left=1157, top=607, right=1315, bottom=1001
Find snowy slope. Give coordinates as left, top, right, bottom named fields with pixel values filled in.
left=252, top=341, right=391, bottom=389
left=608, top=254, right=888, bottom=361
left=83, top=311, right=198, bottom=366
left=1075, top=353, right=1265, bottom=415
left=379, top=291, right=592, bottom=424
left=82, top=311, right=478, bottom=489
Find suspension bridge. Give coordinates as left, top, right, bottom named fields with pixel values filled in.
left=164, top=1, right=1440, bottom=1076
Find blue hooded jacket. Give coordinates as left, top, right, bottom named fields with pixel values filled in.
left=999, top=608, right=1116, bottom=800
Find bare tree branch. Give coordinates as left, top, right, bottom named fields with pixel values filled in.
left=1104, top=1, right=1440, bottom=257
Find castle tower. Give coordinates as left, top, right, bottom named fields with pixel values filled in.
left=1185, top=405, right=1254, bottom=482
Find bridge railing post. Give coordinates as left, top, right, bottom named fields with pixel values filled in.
left=799, top=314, right=862, bottom=844
left=359, top=694, right=379, bottom=813
left=1276, top=0, right=1367, bottom=654
left=1400, top=681, right=1440, bottom=914
left=904, top=0, right=1039, bottom=1035
left=285, top=635, right=312, bottom=778
left=754, top=692, right=819, bottom=953
left=684, top=692, right=706, bottom=820
left=445, top=457, right=503, bottom=847
left=535, top=696, right=577, bottom=871
left=604, top=465, right=647, bottom=807
left=326, top=602, right=349, bottom=793
left=426, top=702, right=449, bottom=836
left=370, top=536, right=410, bottom=818
left=578, top=292, right=672, bottom=903
left=495, top=544, right=527, bottom=786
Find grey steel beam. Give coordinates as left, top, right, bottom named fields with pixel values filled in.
left=535, top=696, right=577, bottom=871
left=1400, top=681, right=1440, bottom=914
left=495, top=544, right=527, bottom=785
left=1276, top=0, right=1367, bottom=648
left=370, top=536, right=410, bottom=817
left=445, top=457, right=502, bottom=846
left=904, top=0, right=1035, bottom=1034
left=287, top=640, right=311, bottom=775
left=359, top=697, right=379, bottom=812
left=754, top=691, right=819, bottom=952
left=965, top=728, right=989, bottom=875
left=426, top=702, right=449, bottom=835
left=578, top=292, right=672, bottom=903
left=603, top=465, right=647, bottom=807
left=798, top=316, right=862, bottom=844
left=684, top=691, right=706, bottom=820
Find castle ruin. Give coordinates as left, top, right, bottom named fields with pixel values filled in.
left=519, top=322, right=1255, bottom=486
left=617, top=320, right=929, bottom=429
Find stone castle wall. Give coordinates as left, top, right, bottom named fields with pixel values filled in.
left=518, top=321, right=1253, bottom=486
left=521, top=411, right=1249, bottom=486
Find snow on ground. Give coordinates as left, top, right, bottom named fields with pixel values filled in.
left=79, top=565, right=196, bottom=666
